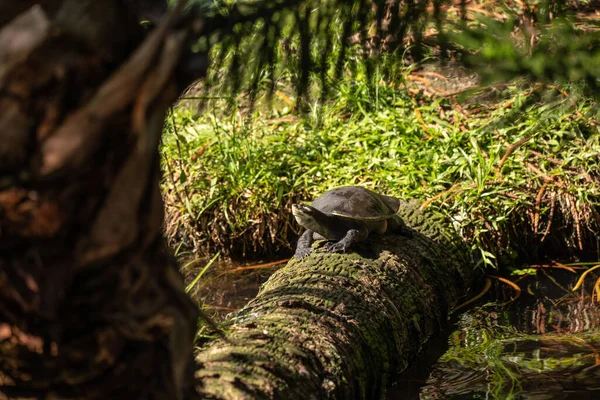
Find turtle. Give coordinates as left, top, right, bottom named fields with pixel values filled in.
left=291, top=186, right=413, bottom=259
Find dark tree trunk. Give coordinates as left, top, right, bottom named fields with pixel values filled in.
left=196, top=203, right=476, bottom=399
left=0, top=2, right=206, bottom=398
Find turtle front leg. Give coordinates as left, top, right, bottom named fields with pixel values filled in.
left=294, top=230, right=315, bottom=259
left=325, top=226, right=369, bottom=254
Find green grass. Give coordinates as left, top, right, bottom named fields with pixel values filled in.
left=161, top=62, right=600, bottom=267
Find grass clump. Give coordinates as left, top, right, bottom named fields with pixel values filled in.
left=161, top=61, right=600, bottom=268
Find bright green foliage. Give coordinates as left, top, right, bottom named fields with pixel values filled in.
left=161, top=59, right=600, bottom=265
left=160, top=1, right=600, bottom=265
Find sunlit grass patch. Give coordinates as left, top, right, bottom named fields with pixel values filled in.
left=161, top=67, right=600, bottom=266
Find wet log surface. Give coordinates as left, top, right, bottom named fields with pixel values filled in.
left=196, top=202, right=476, bottom=399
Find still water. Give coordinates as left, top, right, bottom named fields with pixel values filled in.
left=391, top=266, right=600, bottom=400
left=185, top=257, right=600, bottom=399
left=182, top=257, right=285, bottom=319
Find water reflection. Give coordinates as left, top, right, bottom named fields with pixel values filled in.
left=182, top=257, right=286, bottom=320
left=401, top=266, right=600, bottom=399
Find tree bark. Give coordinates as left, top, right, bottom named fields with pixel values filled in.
left=196, top=202, right=476, bottom=399
left=0, top=2, right=205, bottom=399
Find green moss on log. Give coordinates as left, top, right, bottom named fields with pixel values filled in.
left=195, top=202, right=476, bottom=399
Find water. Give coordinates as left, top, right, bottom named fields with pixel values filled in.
left=182, top=257, right=287, bottom=319
left=390, top=265, right=600, bottom=400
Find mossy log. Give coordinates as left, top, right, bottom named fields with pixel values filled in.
left=196, top=203, right=477, bottom=399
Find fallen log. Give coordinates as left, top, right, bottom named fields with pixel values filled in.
left=196, top=202, right=477, bottom=399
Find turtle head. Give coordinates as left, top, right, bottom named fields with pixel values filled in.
left=292, top=204, right=326, bottom=232
left=292, top=203, right=316, bottom=223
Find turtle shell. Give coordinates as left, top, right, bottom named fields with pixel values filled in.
left=311, top=186, right=400, bottom=221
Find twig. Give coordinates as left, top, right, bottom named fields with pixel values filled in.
left=411, top=71, right=448, bottom=80
left=452, top=278, right=492, bottom=312
left=227, top=258, right=290, bottom=274
left=203, top=304, right=240, bottom=311
left=567, top=193, right=584, bottom=251
left=420, top=182, right=462, bottom=210
left=405, top=75, right=433, bottom=86
left=411, top=96, right=432, bottom=139
left=525, top=162, right=561, bottom=185
left=489, top=275, right=522, bottom=304
left=540, top=193, right=556, bottom=243
left=544, top=83, right=595, bottom=126
left=496, top=191, right=521, bottom=200
left=540, top=268, right=574, bottom=295
left=528, top=149, right=563, bottom=166
left=572, top=264, right=600, bottom=291
left=533, top=182, right=548, bottom=233
left=490, top=275, right=522, bottom=293
left=551, top=260, right=577, bottom=273
left=496, top=135, right=533, bottom=180
left=530, top=263, right=582, bottom=271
